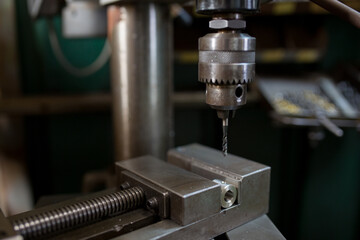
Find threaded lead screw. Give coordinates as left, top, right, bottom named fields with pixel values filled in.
left=11, top=187, right=145, bottom=239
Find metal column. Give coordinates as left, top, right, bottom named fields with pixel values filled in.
left=109, top=3, right=173, bottom=161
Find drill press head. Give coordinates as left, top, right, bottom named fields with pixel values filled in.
left=196, top=0, right=258, bottom=155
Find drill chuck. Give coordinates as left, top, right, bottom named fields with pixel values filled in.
left=196, top=1, right=258, bottom=155
left=199, top=31, right=255, bottom=111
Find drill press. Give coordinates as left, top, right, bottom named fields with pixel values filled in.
left=197, top=0, right=258, bottom=155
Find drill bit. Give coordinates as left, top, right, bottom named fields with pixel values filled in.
left=222, top=118, right=228, bottom=156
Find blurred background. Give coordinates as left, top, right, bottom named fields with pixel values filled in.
left=0, top=0, right=359, bottom=239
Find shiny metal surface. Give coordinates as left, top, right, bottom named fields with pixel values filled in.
left=10, top=187, right=144, bottom=239
left=213, top=179, right=237, bottom=208
left=199, top=32, right=255, bottom=85
left=206, top=84, right=247, bottom=110
left=209, top=19, right=246, bottom=29
left=221, top=116, right=228, bottom=156
left=168, top=144, right=270, bottom=209
left=196, top=0, right=261, bottom=14
left=199, top=32, right=256, bottom=52
left=117, top=156, right=220, bottom=225
left=110, top=3, right=173, bottom=161
left=199, top=62, right=255, bottom=85
left=1, top=144, right=276, bottom=239
left=116, top=144, right=271, bottom=240
left=119, top=171, right=170, bottom=219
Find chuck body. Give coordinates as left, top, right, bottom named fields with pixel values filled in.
left=199, top=31, right=256, bottom=111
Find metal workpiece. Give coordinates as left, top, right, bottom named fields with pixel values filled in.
left=116, top=156, right=221, bottom=225
left=9, top=188, right=145, bottom=239
left=168, top=144, right=270, bottom=211
left=213, top=179, right=237, bottom=208
left=196, top=0, right=261, bottom=14
left=109, top=3, right=173, bottom=162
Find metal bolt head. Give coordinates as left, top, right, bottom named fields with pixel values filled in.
left=120, top=182, right=131, bottom=190
left=146, top=197, right=159, bottom=211
left=209, top=19, right=246, bottom=30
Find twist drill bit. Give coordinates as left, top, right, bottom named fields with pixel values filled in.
left=222, top=118, right=228, bottom=156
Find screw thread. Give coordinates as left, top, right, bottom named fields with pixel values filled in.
left=12, top=187, right=144, bottom=239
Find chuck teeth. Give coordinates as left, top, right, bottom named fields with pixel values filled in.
left=199, top=78, right=253, bottom=85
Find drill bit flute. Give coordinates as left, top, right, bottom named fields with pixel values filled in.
left=222, top=118, right=228, bottom=156
left=217, top=110, right=230, bottom=155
